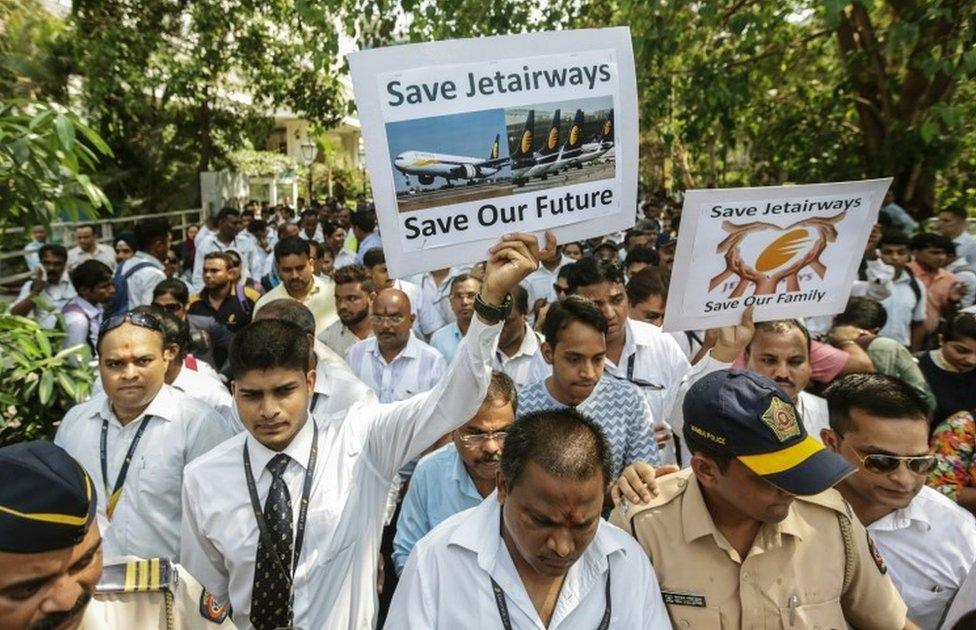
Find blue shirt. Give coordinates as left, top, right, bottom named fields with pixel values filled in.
left=356, top=231, right=383, bottom=264
left=429, top=322, right=463, bottom=364
left=392, top=443, right=483, bottom=575
left=517, top=377, right=660, bottom=474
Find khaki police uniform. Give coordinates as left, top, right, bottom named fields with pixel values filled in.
left=610, top=469, right=908, bottom=629
left=79, top=558, right=235, bottom=629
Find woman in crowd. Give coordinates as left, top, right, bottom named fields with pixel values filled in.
left=917, top=313, right=976, bottom=428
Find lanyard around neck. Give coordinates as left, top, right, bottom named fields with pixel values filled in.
left=489, top=569, right=611, bottom=630
left=100, top=416, right=151, bottom=519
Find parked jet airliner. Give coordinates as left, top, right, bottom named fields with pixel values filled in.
left=393, top=135, right=507, bottom=187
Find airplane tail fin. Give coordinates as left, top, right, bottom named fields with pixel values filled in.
left=564, top=109, right=585, bottom=151
left=489, top=134, right=500, bottom=160
left=600, top=109, right=614, bottom=144
left=511, top=110, right=535, bottom=160
left=541, top=109, right=561, bottom=156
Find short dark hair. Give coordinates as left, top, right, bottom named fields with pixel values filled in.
left=834, top=297, right=887, bottom=331
left=825, top=373, right=929, bottom=433
left=69, top=259, right=113, bottom=291
left=216, top=207, right=239, bottom=223
left=748, top=319, right=811, bottom=354
left=229, top=319, right=310, bottom=378
left=333, top=264, right=369, bottom=287
left=485, top=371, right=518, bottom=415
left=626, top=266, right=669, bottom=305
left=324, top=221, right=345, bottom=238
left=134, top=218, right=171, bottom=251
left=567, top=257, right=625, bottom=294
left=247, top=219, right=267, bottom=236
left=132, top=305, right=190, bottom=360
left=362, top=247, right=385, bottom=269
left=274, top=236, right=311, bottom=262
left=542, top=295, right=607, bottom=347
left=879, top=230, right=910, bottom=248
left=76, top=223, right=96, bottom=234
left=350, top=211, right=376, bottom=233
left=509, top=283, right=529, bottom=315
left=910, top=232, right=954, bottom=254
left=681, top=426, right=733, bottom=472
left=152, top=278, right=189, bottom=305
left=38, top=243, right=67, bottom=262
left=224, top=250, right=242, bottom=269
left=203, top=251, right=233, bottom=269
left=253, top=299, right=316, bottom=336
left=500, top=408, right=613, bottom=491
left=306, top=239, right=324, bottom=260
left=943, top=312, right=976, bottom=343
left=940, top=205, right=968, bottom=221
left=593, top=241, right=618, bottom=257
left=624, top=229, right=650, bottom=248
left=624, top=246, right=660, bottom=268
left=449, top=273, right=480, bottom=294
left=300, top=208, right=318, bottom=220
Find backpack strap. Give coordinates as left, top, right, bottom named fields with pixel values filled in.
left=903, top=266, right=922, bottom=304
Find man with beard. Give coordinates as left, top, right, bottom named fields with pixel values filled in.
left=392, top=371, right=516, bottom=575
left=429, top=274, right=481, bottom=364
left=192, top=207, right=259, bottom=292
left=188, top=252, right=256, bottom=335
left=319, top=264, right=376, bottom=357
left=387, top=408, right=670, bottom=628
left=0, top=441, right=229, bottom=630
left=253, top=236, right=338, bottom=333
left=822, top=374, right=976, bottom=630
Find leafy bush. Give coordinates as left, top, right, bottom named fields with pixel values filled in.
left=0, top=312, right=95, bottom=445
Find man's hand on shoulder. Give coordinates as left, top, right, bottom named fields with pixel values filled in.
left=611, top=461, right=680, bottom=507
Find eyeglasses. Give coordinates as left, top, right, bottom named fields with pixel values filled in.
left=370, top=314, right=406, bottom=325
left=850, top=449, right=937, bottom=475
left=153, top=302, right=183, bottom=313
left=98, top=311, right=163, bottom=342
left=456, top=430, right=509, bottom=446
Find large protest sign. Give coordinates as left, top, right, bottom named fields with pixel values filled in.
left=349, top=28, right=638, bottom=277
left=663, top=178, right=892, bottom=332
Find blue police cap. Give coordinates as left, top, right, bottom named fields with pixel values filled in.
left=683, top=369, right=855, bottom=495
left=0, top=441, right=97, bottom=553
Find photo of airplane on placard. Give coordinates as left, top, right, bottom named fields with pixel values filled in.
left=509, top=107, right=615, bottom=186
left=392, top=134, right=508, bottom=187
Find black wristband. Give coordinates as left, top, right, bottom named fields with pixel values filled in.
left=474, top=292, right=513, bottom=324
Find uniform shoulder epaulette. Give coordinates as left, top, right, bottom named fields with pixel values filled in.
left=96, top=558, right=177, bottom=594
left=794, top=487, right=854, bottom=521
left=622, top=468, right=693, bottom=522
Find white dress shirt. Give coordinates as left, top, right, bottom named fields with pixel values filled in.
left=797, top=391, right=830, bottom=442
left=492, top=322, right=545, bottom=388
left=192, top=233, right=259, bottom=292
left=61, top=295, right=102, bottom=352
left=334, top=248, right=357, bottom=270
left=942, top=557, right=976, bottom=629
left=117, top=251, right=166, bottom=310
left=171, top=362, right=234, bottom=423
left=180, top=316, right=502, bottom=630
left=954, top=232, right=976, bottom=266
left=387, top=492, right=670, bottom=629
left=54, top=385, right=236, bottom=560
left=14, top=274, right=77, bottom=329
left=346, top=332, right=447, bottom=404
left=868, top=485, right=976, bottom=630
left=520, top=254, right=573, bottom=310
left=318, top=319, right=373, bottom=358
left=67, top=243, right=117, bottom=271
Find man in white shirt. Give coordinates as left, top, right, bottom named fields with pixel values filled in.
left=179, top=232, right=552, bottom=630
left=388, top=407, right=670, bottom=629
left=937, top=205, right=976, bottom=266
left=346, top=288, right=446, bottom=404
left=520, top=245, right=573, bottom=313
left=362, top=246, right=435, bottom=337
left=254, top=236, right=338, bottom=334
left=319, top=263, right=376, bottom=357
left=192, top=207, right=259, bottom=292
left=821, top=374, right=976, bottom=630
left=63, top=260, right=116, bottom=355
left=113, top=218, right=170, bottom=312
left=9, top=244, right=77, bottom=329
left=493, top=284, right=545, bottom=387
left=430, top=274, right=480, bottom=364
left=878, top=230, right=927, bottom=349
left=67, top=224, right=117, bottom=271
left=298, top=208, right=324, bottom=242
left=54, top=310, right=236, bottom=560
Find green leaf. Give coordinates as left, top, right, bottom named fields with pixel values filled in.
left=56, top=372, right=78, bottom=400
left=34, top=329, right=52, bottom=357
left=920, top=118, right=937, bottom=144
left=38, top=371, right=54, bottom=406
left=55, top=115, right=75, bottom=152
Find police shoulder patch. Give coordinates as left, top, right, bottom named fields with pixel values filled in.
left=199, top=589, right=229, bottom=624
left=866, top=532, right=887, bottom=574
left=761, top=396, right=801, bottom=442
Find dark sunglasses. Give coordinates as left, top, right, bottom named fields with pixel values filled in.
left=851, top=449, right=937, bottom=475
left=153, top=302, right=183, bottom=313
left=98, top=311, right=163, bottom=343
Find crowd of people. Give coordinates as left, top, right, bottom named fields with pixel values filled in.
left=3, top=192, right=976, bottom=630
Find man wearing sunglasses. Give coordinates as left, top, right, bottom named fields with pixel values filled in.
left=822, top=373, right=976, bottom=630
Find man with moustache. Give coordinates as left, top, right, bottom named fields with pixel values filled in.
left=429, top=274, right=481, bottom=364
left=179, top=232, right=552, bottom=629
left=392, top=371, right=516, bottom=575
left=821, top=374, right=976, bottom=630
left=387, top=408, right=670, bottom=628
left=319, top=264, right=376, bottom=357
left=253, top=236, right=338, bottom=333
left=611, top=369, right=917, bottom=629
left=0, top=441, right=229, bottom=630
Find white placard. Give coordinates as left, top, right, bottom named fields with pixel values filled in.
left=663, top=178, right=893, bottom=332
left=349, top=28, right=638, bottom=277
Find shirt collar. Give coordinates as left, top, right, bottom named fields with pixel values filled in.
left=68, top=295, right=101, bottom=316
left=245, top=413, right=316, bottom=478
left=132, top=250, right=164, bottom=269
left=868, top=492, right=933, bottom=533
left=446, top=444, right=485, bottom=502
left=511, top=322, right=540, bottom=359
left=369, top=331, right=420, bottom=362
left=97, top=383, right=179, bottom=426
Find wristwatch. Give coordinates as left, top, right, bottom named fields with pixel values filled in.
left=474, top=292, right=513, bottom=324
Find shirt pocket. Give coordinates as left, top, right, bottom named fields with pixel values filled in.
left=778, top=598, right=847, bottom=630
left=668, top=606, right=722, bottom=629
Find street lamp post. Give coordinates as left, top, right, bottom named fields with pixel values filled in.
left=300, top=142, right=318, bottom=206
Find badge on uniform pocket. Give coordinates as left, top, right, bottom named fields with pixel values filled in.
left=661, top=590, right=707, bottom=607
left=199, top=589, right=230, bottom=624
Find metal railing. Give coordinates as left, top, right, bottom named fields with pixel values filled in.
left=1, top=209, right=204, bottom=290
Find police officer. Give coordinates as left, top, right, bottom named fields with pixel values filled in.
left=0, top=441, right=233, bottom=630
left=609, top=369, right=921, bottom=629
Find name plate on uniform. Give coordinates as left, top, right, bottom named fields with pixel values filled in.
left=661, top=590, right=707, bottom=607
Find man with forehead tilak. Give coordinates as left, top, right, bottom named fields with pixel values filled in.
left=0, top=441, right=230, bottom=630
left=610, top=369, right=919, bottom=629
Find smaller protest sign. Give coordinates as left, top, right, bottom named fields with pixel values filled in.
left=349, top=28, right=638, bottom=277
left=662, top=178, right=892, bottom=332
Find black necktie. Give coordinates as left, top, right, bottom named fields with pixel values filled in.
left=250, top=453, right=294, bottom=630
